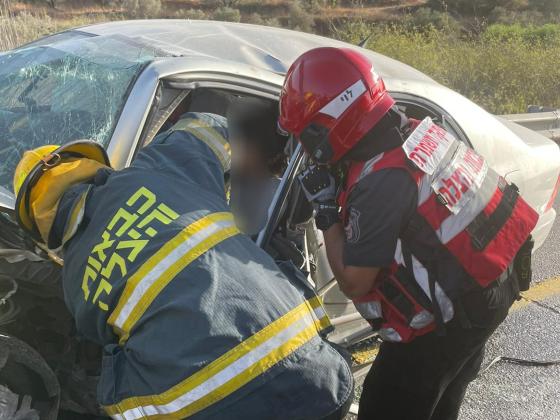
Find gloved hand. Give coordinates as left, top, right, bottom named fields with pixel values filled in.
left=297, top=165, right=340, bottom=231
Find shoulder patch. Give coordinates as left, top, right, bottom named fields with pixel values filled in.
left=345, top=207, right=361, bottom=244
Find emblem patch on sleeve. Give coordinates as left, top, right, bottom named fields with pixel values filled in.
left=345, top=207, right=361, bottom=243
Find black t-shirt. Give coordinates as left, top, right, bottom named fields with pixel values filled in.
left=343, top=168, right=418, bottom=268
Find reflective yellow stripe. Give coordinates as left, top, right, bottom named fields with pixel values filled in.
left=107, top=212, right=239, bottom=344
left=308, top=295, right=332, bottom=332
left=103, top=298, right=324, bottom=419
left=185, top=126, right=231, bottom=172
left=171, top=118, right=231, bottom=172
left=182, top=119, right=230, bottom=152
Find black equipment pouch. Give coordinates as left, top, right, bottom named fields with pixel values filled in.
left=466, top=182, right=519, bottom=251
left=514, top=235, right=535, bottom=292
left=378, top=276, right=417, bottom=324
left=395, top=264, right=432, bottom=311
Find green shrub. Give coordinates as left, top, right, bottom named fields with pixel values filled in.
left=484, top=23, right=560, bottom=43
left=288, top=0, right=315, bottom=32
left=263, top=17, right=281, bottom=27
left=335, top=24, right=560, bottom=114
left=402, top=7, right=461, bottom=32
left=245, top=12, right=264, bottom=25
left=212, top=6, right=241, bottom=22
left=244, top=13, right=281, bottom=27
left=489, top=7, right=546, bottom=25
left=122, top=0, right=162, bottom=18
left=174, top=8, right=209, bottom=20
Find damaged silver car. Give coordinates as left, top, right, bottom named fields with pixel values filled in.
left=0, top=20, right=559, bottom=419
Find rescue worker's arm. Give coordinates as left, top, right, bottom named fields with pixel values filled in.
left=323, top=223, right=380, bottom=299
left=332, top=169, right=418, bottom=299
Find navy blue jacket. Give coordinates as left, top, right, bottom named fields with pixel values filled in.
left=55, top=113, right=353, bottom=419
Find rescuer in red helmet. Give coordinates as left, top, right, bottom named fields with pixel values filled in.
left=279, top=47, right=538, bottom=420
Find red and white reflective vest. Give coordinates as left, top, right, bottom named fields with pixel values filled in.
left=338, top=117, right=539, bottom=343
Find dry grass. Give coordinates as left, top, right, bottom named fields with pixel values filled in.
left=0, top=0, right=124, bottom=51
left=1, top=1, right=52, bottom=50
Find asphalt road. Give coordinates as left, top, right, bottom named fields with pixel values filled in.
left=349, top=196, right=560, bottom=420
left=459, top=195, right=560, bottom=420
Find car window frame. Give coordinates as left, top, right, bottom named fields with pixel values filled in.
left=134, top=80, right=280, bottom=153
left=391, top=92, right=473, bottom=147
left=113, top=57, right=283, bottom=169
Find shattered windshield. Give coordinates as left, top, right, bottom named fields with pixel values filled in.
left=0, top=34, right=159, bottom=195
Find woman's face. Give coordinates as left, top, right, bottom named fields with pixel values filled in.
left=231, top=138, right=270, bottom=179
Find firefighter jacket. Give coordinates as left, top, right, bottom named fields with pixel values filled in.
left=53, top=113, right=353, bottom=419
left=338, top=117, right=539, bottom=343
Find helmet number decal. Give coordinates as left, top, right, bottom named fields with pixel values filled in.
left=319, top=79, right=367, bottom=119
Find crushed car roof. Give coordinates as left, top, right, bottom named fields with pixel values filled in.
left=75, top=20, right=434, bottom=82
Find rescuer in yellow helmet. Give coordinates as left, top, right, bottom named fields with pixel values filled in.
left=13, top=140, right=110, bottom=249
left=11, top=112, right=353, bottom=420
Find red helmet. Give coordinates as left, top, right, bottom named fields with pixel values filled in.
left=278, top=47, right=395, bottom=163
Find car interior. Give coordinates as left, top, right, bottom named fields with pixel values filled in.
left=142, top=87, right=315, bottom=271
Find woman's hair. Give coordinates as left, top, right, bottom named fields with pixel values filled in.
left=227, top=97, right=288, bottom=175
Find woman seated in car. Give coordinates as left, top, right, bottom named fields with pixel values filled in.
left=228, top=97, right=289, bottom=235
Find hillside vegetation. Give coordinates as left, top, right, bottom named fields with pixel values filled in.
left=1, top=0, right=560, bottom=114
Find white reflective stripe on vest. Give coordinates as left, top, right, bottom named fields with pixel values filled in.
left=355, top=300, right=383, bottom=320
left=394, top=240, right=454, bottom=322
left=104, top=299, right=326, bottom=419
left=108, top=212, right=239, bottom=344
left=417, top=173, right=433, bottom=206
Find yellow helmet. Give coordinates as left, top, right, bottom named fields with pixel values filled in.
left=13, top=145, right=59, bottom=197
left=13, top=140, right=111, bottom=244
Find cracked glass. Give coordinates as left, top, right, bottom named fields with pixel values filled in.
left=0, top=34, right=161, bottom=198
